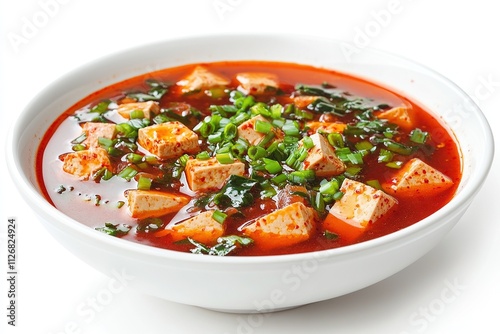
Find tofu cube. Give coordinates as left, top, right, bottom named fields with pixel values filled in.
left=81, top=122, right=116, bottom=149
left=138, top=122, right=199, bottom=160
left=185, top=157, right=246, bottom=192
left=305, top=121, right=346, bottom=135
left=237, top=115, right=284, bottom=146
left=324, top=179, right=398, bottom=242
left=242, top=202, right=316, bottom=250
left=236, top=72, right=279, bottom=95
left=300, top=133, right=345, bottom=177
left=168, top=210, right=224, bottom=244
left=127, top=189, right=190, bottom=219
left=117, top=101, right=160, bottom=120
left=176, top=66, right=230, bottom=93
left=384, top=158, right=454, bottom=196
left=62, top=147, right=111, bottom=180
left=377, top=105, right=414, bottom=130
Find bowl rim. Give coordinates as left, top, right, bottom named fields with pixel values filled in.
left=6, top=33, right=495, bottom=265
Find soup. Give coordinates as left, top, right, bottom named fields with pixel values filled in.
left=37, top=61, right=461, bottom=256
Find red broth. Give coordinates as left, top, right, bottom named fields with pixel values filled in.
left=37, top=61, right=461, bottom=256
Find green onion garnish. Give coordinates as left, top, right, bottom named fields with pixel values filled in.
left=212, top=210, right=228, bottom=224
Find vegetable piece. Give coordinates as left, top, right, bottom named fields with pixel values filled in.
left=95, top=222, right=131, bottom=237
left=186, top=235, right=254, bottom=256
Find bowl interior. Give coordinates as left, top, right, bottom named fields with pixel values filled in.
left=9, top=34, right=494, bottom=259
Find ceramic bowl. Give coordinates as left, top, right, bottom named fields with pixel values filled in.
left=7, top=34, right=494, bottom=312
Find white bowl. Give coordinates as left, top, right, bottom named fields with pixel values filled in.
left=7, top=34, right=494, bottom=313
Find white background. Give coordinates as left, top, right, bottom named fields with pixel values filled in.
left=1, top=0, right=499, bottom=333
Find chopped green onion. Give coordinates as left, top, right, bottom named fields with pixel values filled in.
left=129, top=109, right=144, bottom=119
left=257, top=131, right=275, bottom=147
left=282, top=121, right=300, bottom=136
left=98, top=137, right=114, bottom=148
left=383, top=140, right=414, bottom=155
left=328, top=133, right=344, bottom=148
left=178, top=154, right=190, bottom=167
left=216, top=153, right=234, bottom=164
left=288, top=170, right=315, bottom=184
left=72, top=144, right=86, bottom=151
left=378, top=149, right=394, bottom=163
left=344, top=166, right=362, bottom=177
left=302, top=136, right=314, bottom=149
left=366, top=179, right=382, bottom=190
left=269, top=104, right=283, bottom=119
left=71, top=132, right=87, bottom=144
left=137, top=176, right=152, bottom=190
left=212, top=210, right=228, bottom=224
left=223, top=123, right=237, bottom=140
left=355, top=140, right=374, bottom=152
left=126, top=153, right=143, bottom=164
left=271, top=173, right=288, bottom=185
left=410, top=128, right=429, bottom=144
left=116, top=123, right=137, bottom=138
left=208, top=131, right=224, bottom=144
left=254, top=120, right=272, bottom=134
left=260, top=180, right=277, bottom=198
left=90, top=100, right=110, bottom=114
left=144, top=155, right=159, bottom=165
left=118, top=166, right=138, bottom=181
left=386, top=161, right=404, bottom=169
left=346, top=152, right=364, bottom=165
left=263, top=158, right=282, bottom=174
left=323, top=230, right=339, bottom=240
left=196, top=151, right=211, bottom=160
left=248, top=146, right=267, bottom=161
left=319, top=179, right=340, bottom=195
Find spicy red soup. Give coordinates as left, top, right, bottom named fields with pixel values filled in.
left=38, top=61, right=461, bottom=256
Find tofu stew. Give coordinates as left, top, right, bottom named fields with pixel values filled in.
left=38, top=61, right=461, bottom=256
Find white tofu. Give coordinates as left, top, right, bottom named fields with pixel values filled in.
left=81, top=122, right=116, bottom=149
left=236, top=72, right=279, bottom=95
left=176, top=66, right=230, bottom=93
left=138, top=122, right=200, bottom=160
left=300, top=133, right=345, bottom=177
left=127, top=189, right=190, bottom=219
left=116, top=101, right=160, bottom=120
left=185, top=157, right=246, bottom=192
left=324, top=179, right=397, bottom=241
left=305, top=121, right=346, bottom=135
left=384, top=158, right=454, bottom=196
left=377, top=105, right=414, bottom=130
left=168, top=210, right=225, bottom=244
left=237, top=115, right=284, bottom=146
left=242, top=202, right=316, bottom=250
left=62, top=147, right=111, bottom=180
